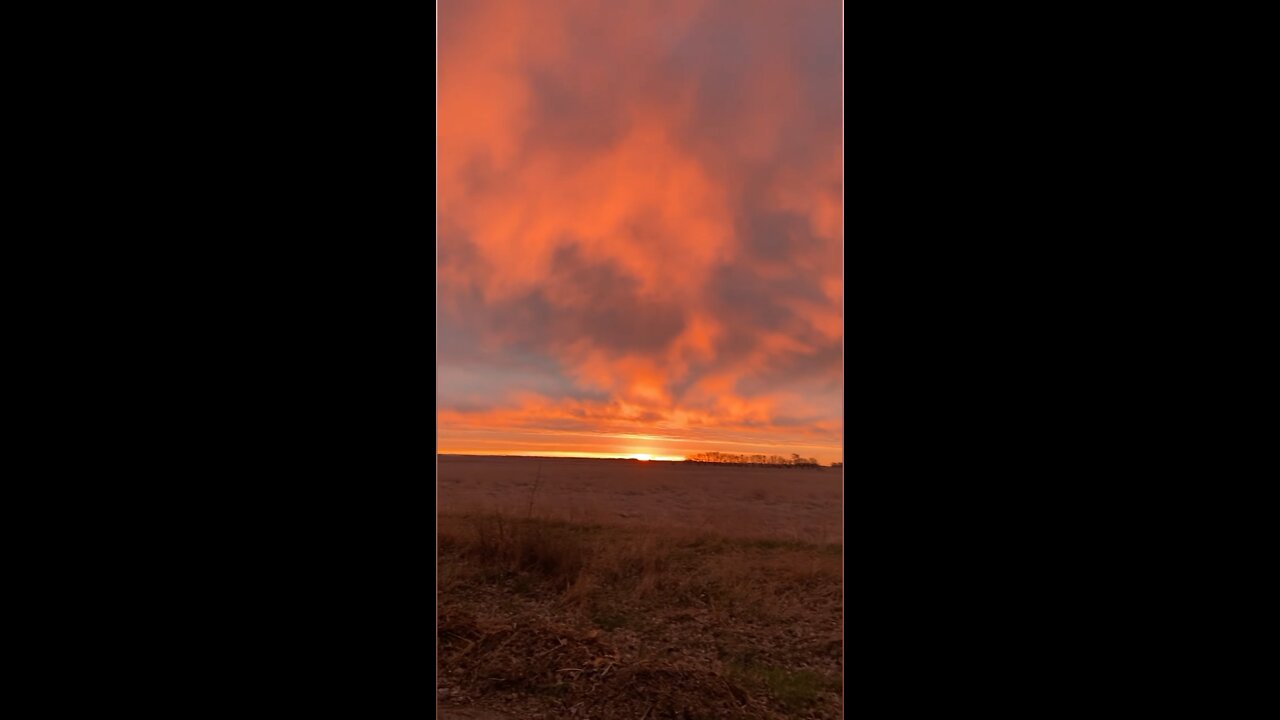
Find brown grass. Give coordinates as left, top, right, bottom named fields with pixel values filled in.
left=439, top=511, right=842, bottom=719
left=438, top=455, right=841, bottom=542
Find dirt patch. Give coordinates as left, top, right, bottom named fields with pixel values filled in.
left=440, top=708, right=515, bottom=720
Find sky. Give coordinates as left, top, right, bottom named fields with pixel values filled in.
left=437, top=0, right=842, bottom=464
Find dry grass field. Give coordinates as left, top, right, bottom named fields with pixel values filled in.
left=438, top=456, right=841, bottom=543
left=437, top=456, right=844, bottom=719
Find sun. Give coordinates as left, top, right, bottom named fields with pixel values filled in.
left=630, top=454, right=652, bottom=461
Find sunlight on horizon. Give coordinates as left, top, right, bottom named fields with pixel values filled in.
left=439, top=449, right=687, bottom=462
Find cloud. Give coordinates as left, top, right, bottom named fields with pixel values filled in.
left=438, top=0, right=842, bottom=461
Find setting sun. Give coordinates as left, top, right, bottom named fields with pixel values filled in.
left=631, top=454, right=652, bottom=461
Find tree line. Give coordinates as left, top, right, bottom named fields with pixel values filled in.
left=684, top=451, right=823, bottom=468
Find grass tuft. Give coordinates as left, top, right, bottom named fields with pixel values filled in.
left=465, top=515, right=587, bottom=587
left=728, top=661, right=835, bottom=712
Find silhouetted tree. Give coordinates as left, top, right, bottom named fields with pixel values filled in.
left=684, top=450, right=825, bottom=468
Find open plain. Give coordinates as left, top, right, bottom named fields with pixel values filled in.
left=438, top=455, right=842, bottom=543
left=438, top=455, right=844, bottom=719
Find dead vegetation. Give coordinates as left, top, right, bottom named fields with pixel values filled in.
left=439, top=513, right=842, bottom=719
left=437, top=456, right=841, bottom=543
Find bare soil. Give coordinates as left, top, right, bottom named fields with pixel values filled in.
left=440, top=708, right=514, bottom=719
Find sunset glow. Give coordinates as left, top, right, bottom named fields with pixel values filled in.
left=438, top=0, right=842, bottom=464
left=442, top=450, right=686, bottom=462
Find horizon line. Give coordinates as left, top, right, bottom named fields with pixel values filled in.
left=439, top=451, right=686, bottom=462
left=437, top=451, right=844, bottom=466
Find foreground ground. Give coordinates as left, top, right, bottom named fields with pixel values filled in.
left=438, top=456, right=843, bottom=719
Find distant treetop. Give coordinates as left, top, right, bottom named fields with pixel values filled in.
left=684, top=451, right=821, bottom=468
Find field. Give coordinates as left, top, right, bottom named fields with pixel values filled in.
left=437, top=456, right=844, bottom=719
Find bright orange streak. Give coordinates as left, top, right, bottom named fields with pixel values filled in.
left=440, top=449, right=686, bottom=462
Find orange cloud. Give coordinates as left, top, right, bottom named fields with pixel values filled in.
left=438, top=0, right=843, bottom=463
